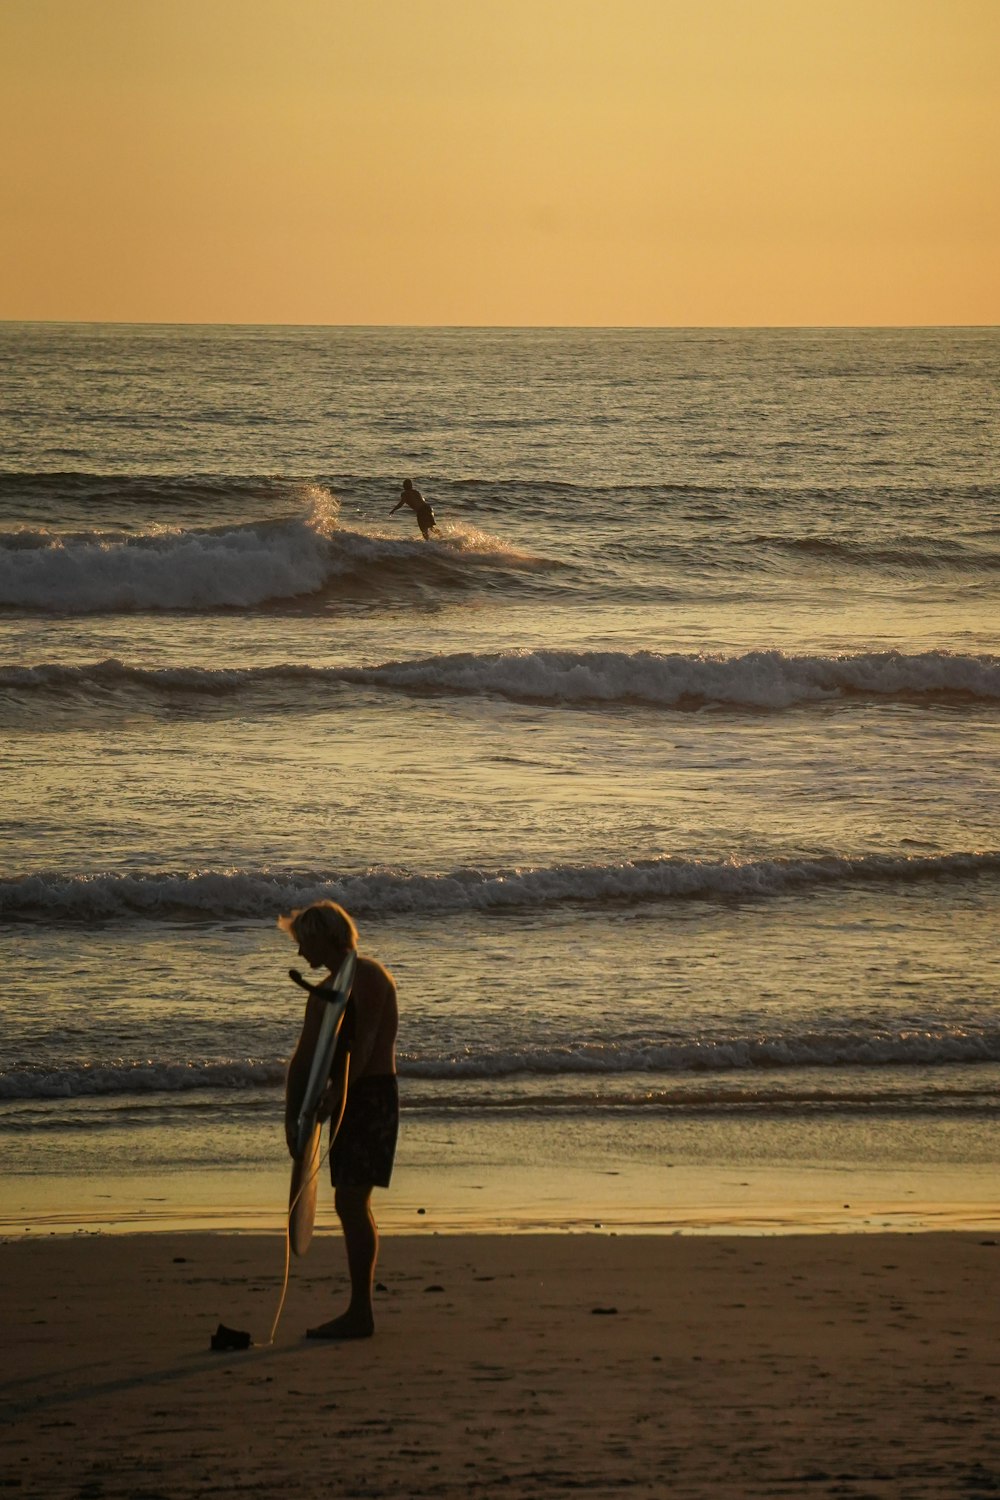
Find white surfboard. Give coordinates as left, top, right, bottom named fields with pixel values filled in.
left=286, top=951, right=356, bottom=1255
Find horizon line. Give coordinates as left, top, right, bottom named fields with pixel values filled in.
left=2, top=319, right=998, bottom=333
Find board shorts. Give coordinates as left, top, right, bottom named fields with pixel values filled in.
left=417, top=504, right=436, bottom=537
left=330, top=1073, right=399, bottom=1189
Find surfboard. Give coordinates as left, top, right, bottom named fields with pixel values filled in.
left=286, top=951, right=357, bottom=1256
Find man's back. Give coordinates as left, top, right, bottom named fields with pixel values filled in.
left=349, top=955, right=398, bottom=1078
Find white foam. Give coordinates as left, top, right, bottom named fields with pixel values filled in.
left=0, top=498, right=548, bottom=611
left=0, top=1058, right=283, bottom=1100
left=433, top=520, right=542, bottom=562
left=3, top=849, right=997, bottom=921
left=3, top=1025, right=998, bottom=1101
left=4, top=648, right=998, bottom=707
left=350, top=647, right=1000, bottom=708
left=0, top=494, right=342, bottom=611
left=402, top=1027, right=1000, bottom=1078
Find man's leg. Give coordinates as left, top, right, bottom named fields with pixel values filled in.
left=307, top=1183, right=377, bottom=1339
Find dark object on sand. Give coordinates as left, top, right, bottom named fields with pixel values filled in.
left=211, top=1323, right=252, bottom=1351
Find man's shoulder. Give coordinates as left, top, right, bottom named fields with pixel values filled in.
left=355, top=953, right=396, bottom=994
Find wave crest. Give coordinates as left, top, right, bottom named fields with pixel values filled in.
left=3, top=649, right=998, bottom=709
left=3, top=850, right=997, bottom=923
left=0, top=496, right=545, bottom=612
left=349, top=647, right=1000, bottom=709
left=3, top=1025, right=998, bottom=1101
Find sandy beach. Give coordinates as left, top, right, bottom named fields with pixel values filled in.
left=3, top=1230, right=998, bottom=1499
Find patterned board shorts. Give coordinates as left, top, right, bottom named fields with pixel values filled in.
left=330, top=1074, right=399, bottom=1189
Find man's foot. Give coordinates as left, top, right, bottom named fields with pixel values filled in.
left=306, top=1312, right=374, bottom=1341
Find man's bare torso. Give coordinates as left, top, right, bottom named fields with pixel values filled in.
left=348, top=956, right=398, bottom=1077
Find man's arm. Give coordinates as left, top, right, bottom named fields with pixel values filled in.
left=284, top=994, right=325, bottom=1155
left=389, top=499, right=404, bottom=515
left=316, top=1035, right=351, bottom=1134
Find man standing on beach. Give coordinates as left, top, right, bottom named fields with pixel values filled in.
left=280, top=900, right=399, bottom=1340
left=389, top=477, right=438, bottom=539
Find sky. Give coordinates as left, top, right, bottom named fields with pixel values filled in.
left=2, top=0, right=998, bottom=326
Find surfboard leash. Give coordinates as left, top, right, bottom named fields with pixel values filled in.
left=211, top=1126, right=334, bottom=1351
left=265, top=1131, right=335, bottom=1346
left=213, top=965, right=354, bottom=1353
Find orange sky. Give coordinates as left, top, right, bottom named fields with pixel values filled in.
left=2, top=0, right=998, bottom=326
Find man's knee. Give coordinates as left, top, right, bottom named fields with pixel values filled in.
left=334, top=1184, right=372, bottom=1223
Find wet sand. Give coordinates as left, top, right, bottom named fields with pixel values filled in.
left=3, top=1231, right=999, bottom=1498
left=4, top=1152, right=999, bottom=1237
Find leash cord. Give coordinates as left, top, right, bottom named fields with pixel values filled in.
left=265, top=1131, right=333, bottom=1346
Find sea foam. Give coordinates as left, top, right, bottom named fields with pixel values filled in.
left=347, top=646, right=1000, bottom=708
left=3, top=1024, right=998, bottom=1101
left=0, top=503, right=341, bottom=611
left=0, top=502, right=545, bottom=612
left=3, top=850, right=998, bottom=922
left=3, top=648, right=999, bottom=709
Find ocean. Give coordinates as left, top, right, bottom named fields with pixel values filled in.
left=2, top=322, right=998, bottom=1234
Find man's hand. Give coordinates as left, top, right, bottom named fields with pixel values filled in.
left=315, top=1080, right=337, bottom=1123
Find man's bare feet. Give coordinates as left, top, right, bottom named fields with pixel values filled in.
left=306, top=1311, right=374, bottom=1340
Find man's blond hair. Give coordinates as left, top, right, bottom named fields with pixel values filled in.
left=277, top=900, right=358, bottom=951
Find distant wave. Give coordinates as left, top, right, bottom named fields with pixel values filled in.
left=3, top=468, right=996, bottom=504
left=345, top=647, right=1000, bottom=709
left=0, top=471, right=310, bottom=509
left=3, top=850, right=997, bottom=923
left=3, top=1025, right=999, bottom=1102
left=405, top=1027, right=1000, bottom=1084
left=0, top=1059, right=285, bottom=1102
left=5, top=473, right=997, bottom=608
left=4, top=648, right=998, bottom=710
left=0, top=496, right=549, bottom=612
left=748, top=532, right=1000, bottom=571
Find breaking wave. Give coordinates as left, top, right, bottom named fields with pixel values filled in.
left=3, top=850, right=998, bottom=923
left=0, top=497, right=548, bottom=612
left=3, top=1026, right=999, bottom=1102
left=4, top=648, right=999, bottom=711
left=345, top=646, right=1000, bottom=709
left=748, top=531, right=1000, bottom=571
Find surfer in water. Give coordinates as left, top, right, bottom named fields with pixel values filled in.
left=280, top=900, right=399, bottom=1340
left=389, top=477, right=438, bottom=539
